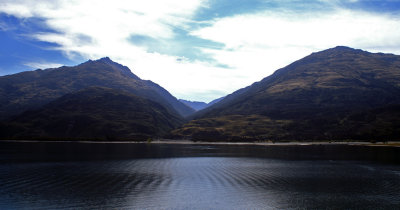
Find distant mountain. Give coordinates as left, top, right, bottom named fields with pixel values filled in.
left=172, top=46, right=400, bottom=141
left=179, top=99, right=208, bottom=111
left=0, top=87, right=184, bottom=141
left=0, top=57, right=194, bottom=119
left=179, top=96, right=226, bottom=112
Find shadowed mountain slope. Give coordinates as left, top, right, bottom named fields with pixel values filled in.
left=0, top=57, right=194, bottom=119
left=0, top=87, right=184, bottom=141
left=172, top=46, right=400, bottom=141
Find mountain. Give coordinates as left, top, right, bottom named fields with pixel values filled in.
left=179, top=99, right=208, bottom=111
left=179, top=96, right=226, bottom=112
left=0, top=57, right=194, bottom=119
left=0, top=87, right=184, bottom=141
left=171, top=46, right=400, bottom=141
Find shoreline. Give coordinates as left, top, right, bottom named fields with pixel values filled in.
left=1, top=139, right=400, bottom=147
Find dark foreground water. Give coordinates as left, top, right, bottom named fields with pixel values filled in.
left=0, top=142, right=399, bottom=209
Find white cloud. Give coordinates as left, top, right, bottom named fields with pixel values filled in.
left=191, top=9, right=400, bottom=88
left=24, top=61, right=63, bottom=69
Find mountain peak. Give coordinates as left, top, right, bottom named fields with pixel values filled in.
left=98, top=56, right=112, bottom=61
left=85, top=57, right=119, bottom=65
left=317, top=46, right=368, bottom=56
left=82, top=57, right=142, bottom=80
left=332, top=46, right=353, bottom=50
left=97, top=57, right=117, bottom=65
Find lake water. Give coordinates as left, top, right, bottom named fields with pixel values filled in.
left=0, top=141, right=399, bottom=209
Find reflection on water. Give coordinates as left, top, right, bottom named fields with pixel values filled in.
left=0, top=142, right=399, bottom=209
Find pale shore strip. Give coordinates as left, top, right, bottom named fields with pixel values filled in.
left=1, top=139, right=400, bottom=147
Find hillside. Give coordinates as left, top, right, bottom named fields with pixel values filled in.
left=172, top=46, right=400, bottom=141
left=0, top=57, right=194, bottom=119
left=0, top=87, right=184, bottom=141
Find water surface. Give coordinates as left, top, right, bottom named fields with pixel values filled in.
left=0, top=142, right=399, bottom=209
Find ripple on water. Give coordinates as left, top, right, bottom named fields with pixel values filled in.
left=0, top=157, right=400, bottom=209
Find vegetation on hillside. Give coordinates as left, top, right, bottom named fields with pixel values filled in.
left=0, top=87, right=184, bottom=141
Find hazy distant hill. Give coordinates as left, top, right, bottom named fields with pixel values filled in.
left=172, top=46, right=400, bottom=141
left=0, top=87, right=184, bottom=141
left=0, top=57, right=194, bottom=119
left=179, top=99, right=208, bottom=111
left=179, top=97, right=225, bottom=112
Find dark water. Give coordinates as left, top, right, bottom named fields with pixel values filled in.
left=0, top=142, right=399, bottom=209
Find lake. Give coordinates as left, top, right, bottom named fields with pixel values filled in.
left=0, top=141, right=399, bottom=209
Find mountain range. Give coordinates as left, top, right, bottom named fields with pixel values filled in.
left=0, top=46, right=399, bottom=141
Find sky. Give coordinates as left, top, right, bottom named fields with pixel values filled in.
left=1, top=0, right=400, bottom=102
